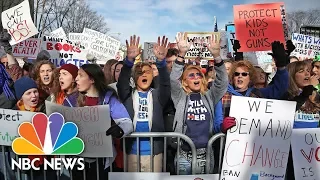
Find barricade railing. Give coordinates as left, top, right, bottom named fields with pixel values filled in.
left=205, top=133, right=226, bottom=175
left=0, top=132, right=198, bottom=180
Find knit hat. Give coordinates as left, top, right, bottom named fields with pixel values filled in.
left=14, top=77, right=38, bottom=100
left=60, top=64, right=79, bottom=80
left=36, top=50, right=50, bottom=62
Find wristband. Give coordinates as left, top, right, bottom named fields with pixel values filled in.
left=177, top=55, right=185, bottom=59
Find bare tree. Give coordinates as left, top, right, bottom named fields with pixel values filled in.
left=34, top=0, right=109, bottom=36
left=287, top=9, right=320, bottom=34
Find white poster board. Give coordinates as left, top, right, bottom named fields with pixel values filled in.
left=41, top=35, right=89, bottom=67
left=83, top=28, right=121, bottom=64
left=0, top=109, right=36, bottom=146
left=143, top=42, right=156, bottom=62
left=68, top=33, right=94, bottom=50
left=291, top=33, right=320, bottom=60
left=45, top=101, right=112, bottom=157
left=12, top=38, right=41, bottom=59
left=50, top=27, right=67, bottom=39
left=243, top=51, right=273, bottom=73
left=109, top=172, right=170, bottom=180
left=1, top=0, right=38, bottom=45
left=184, top=32, right=220, bottom=59
left=166, top=174, right=220, bottom=180
left=291, top=128, right=320, bottom=180
left=220, top=96, right=296, bottom=180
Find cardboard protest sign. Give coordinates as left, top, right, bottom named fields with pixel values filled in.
left=50, top=27, right=67, bottom=39
left=184, top=32, right=220, bottom=59
left=0, top=108, right=36, bottom=146
left=109, top=172, right=170, bottom=180
left=82, top=28, right=121, bottom=64
left=220, top=96, right=296, bottom=180
left=45, top=101, right=112, bottom=157
left=143, top=42, right=157, bottom=62
left=12, top=38, right=41, bottom=59
left=291, top=33, right=320, bottom=60
left=165, top=174, right=219, bottom=180
left=1, top=0, right=38, bottom=45
left=233, top=3, right=285, bottom=52
left=226, top=25, right=236, bottom=57
left=41, top=36, right=89, bottom=67
left=68, top=33, right=94, bottom=49
left=291, top=128, right=320, bottom=179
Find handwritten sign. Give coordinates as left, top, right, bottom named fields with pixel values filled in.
left=143, top=42, right=156, bottom=62
left=45, top=101, right=112, bottom=157
left=291, top=128, right=320, bottom=180
left=0, top=108, right=36, bottom=146
left=109, top=172, right=170, bottom=180
left=68, top=33, right=94, bottom=50
left=165, top=174, right=219, bottom=180
left=12, top=38, right=41, bottom=59
left=1, top=0, right=38, bottom=45
left=41, top=35, right=89, bottom=67
left=50, top=27, right=67, bottom=39
left=243, top=51, right=273, bottom=73
left=233, top=3, right=285, bottom=52
left=184, top=32, right=220, bottom=59
left=83, top=28, right=121, bottom=64
left=291, top=33, right=320, bottom=60
left=220, top=96, right=296, bottom=180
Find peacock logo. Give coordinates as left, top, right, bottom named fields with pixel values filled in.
left=12, top=112, right=84, bottom=155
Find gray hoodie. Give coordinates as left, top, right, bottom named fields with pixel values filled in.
left=170, top=60, right=228, bottom=136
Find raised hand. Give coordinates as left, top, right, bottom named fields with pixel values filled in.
left=153, top=36, right=169, bottom=61
left=175, top=32, right=191, bottom=56
left=207, top=34, right=220, bottom=58
left=126, top=35, right=141, bottom=61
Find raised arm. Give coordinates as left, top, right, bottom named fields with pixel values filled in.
left=116, top=35, right=141, bottom=102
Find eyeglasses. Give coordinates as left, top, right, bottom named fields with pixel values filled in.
left=234, top=72, right=249, bottom=77
left=187, top=72, right=203, bottom=79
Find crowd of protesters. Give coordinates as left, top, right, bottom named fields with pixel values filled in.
left=0, top=28, right=319, bottom=180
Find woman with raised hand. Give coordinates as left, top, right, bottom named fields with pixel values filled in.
left=71, top=63, right=133, bottom=180
left=117, top=35, right=170, bottom=172
left=47, top=64, right=79, bottom=107
left=170, top=32, right=228, bottom=174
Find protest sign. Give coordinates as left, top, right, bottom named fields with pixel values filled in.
left=50, top=27, right=67, bottom=39
left=291, top=33, right=320, bottom=60
left=41, top=35, right=89, bottom=67
left=45, top=101, right=112, bottom=157
left=0, top=108, right=36, bottom=146
left=1, top=0, right=38, bottom=45
left=220, top=31, right=228, bottom=59
left=226, top=24, right=236, bottom=57
left=143, top=42, right=157, bottom=62
left=12, top=38, right=41, bottom=59
left=184, top=32, right=220, bottom=59
left=220, top=96, right=296, bottom=180
left=291, top=128, right=320, bottom=179
left=279, top=3, right=289, bottom=41
left=233, top=3, right=285, bottom=52
left=115, top=50, right=124, bottom=61
left=165, top=174, right=219, bottom=180
left=83, top=28, right=121, bottom=64
left=109, top=172, right=170, bottom=180
left=68, top=33, right=94, bottom=49
left=243, top=51, right=273, bottom=73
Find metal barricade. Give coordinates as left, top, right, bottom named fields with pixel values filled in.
left=123, top=132, right=197, bottom=175
left=205, top=133, right=226, bottom=174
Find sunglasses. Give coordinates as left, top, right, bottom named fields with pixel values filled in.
left=234, top=72, right=249, bottom=77
left=187, top=72, right=203, bottom=79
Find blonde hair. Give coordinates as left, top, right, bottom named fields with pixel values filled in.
left=230, top=60, right=256, bottom=86
left=181, top=65, right=208, bottom=94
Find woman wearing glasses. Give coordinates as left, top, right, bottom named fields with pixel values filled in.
left=222, top=41, right=289, bottom=117
left=170, top=33, right=229, bottom=175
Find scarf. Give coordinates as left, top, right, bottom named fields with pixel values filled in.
left=227, top=84, right=254, bottom=97
left=132, top=89, right=153, bottom=131
left=0, top=64, right=15, bottom=100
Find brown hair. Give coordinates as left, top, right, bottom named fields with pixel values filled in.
left=230, top=60, right=256, bottom=86
left=103, top=59, right=118, bottom=85
left=32, top=60, right=56, bottom=92
left=287, top=61, right=308, bottom=98
left=181, top=65, right=208, bottom=95
left=132, top=62, right=153, bottom=85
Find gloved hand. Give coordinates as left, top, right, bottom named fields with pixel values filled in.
left=221, top=117, right=236, bottom=133
left=106, top=120, right=124, bottom=138
left=268, top=41, right=288, bottom=68
left=285, top=40, right=296, bottom=56
left=301, top=85, right=315, bottom=97
left=0, top=30, right=12, bottom=53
